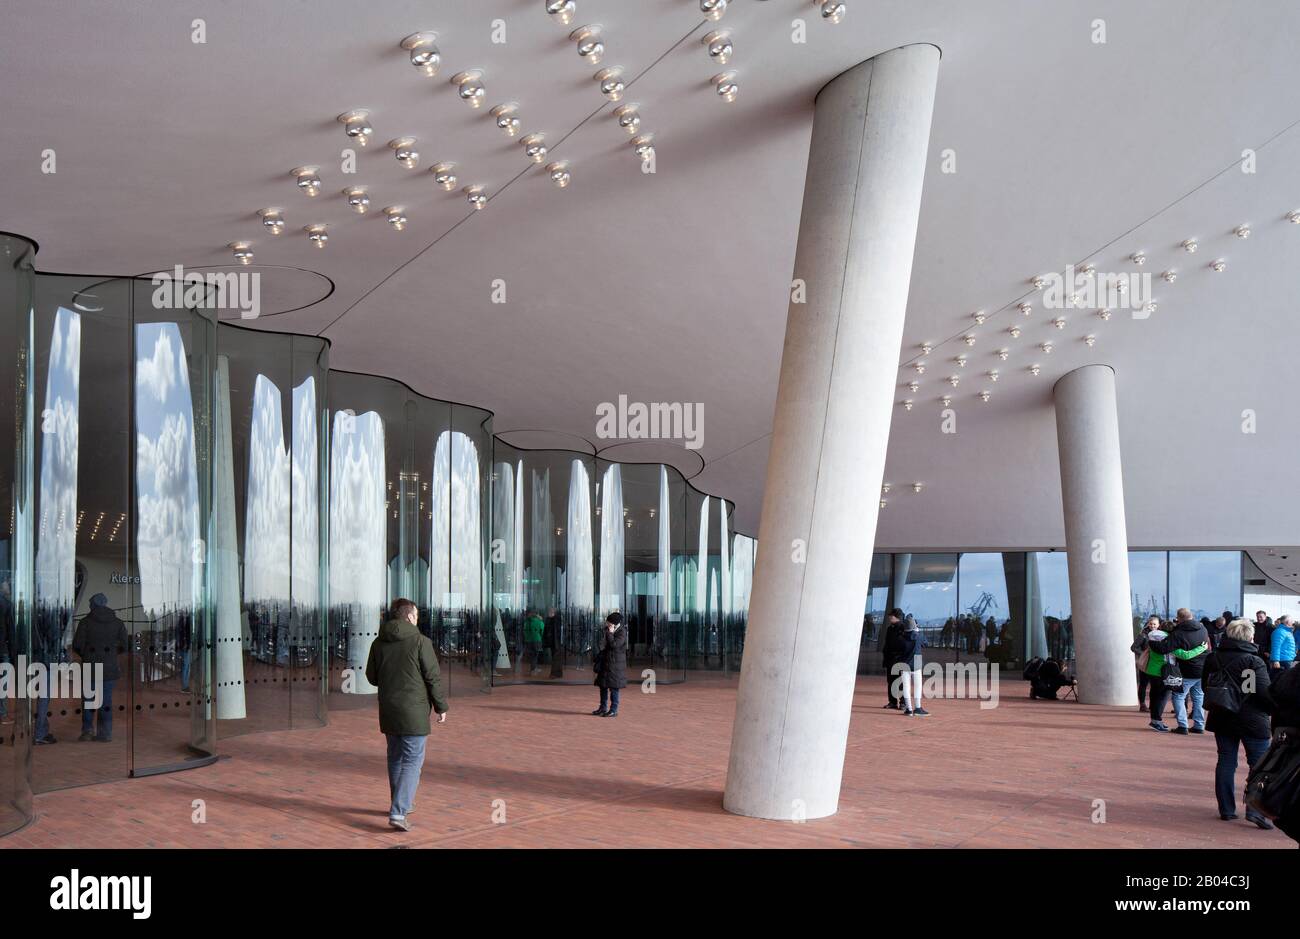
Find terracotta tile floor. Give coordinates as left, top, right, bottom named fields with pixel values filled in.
left=7, top=675, right=1293, bottom=849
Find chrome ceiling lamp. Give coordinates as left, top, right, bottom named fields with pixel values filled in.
left=464, top=185, right=488, bottom=210
left=342, top=186, right=371, bottom=214
left=817, top=0, right=846, bottom=23
left=304, top=224, right=328, bottom=248
left=521, top=133, right=548, bottom=164
left=337, top=109, right=374, bottom=147
left=431, top=162, right=458, bottom=191
left=451, top=70, right=486, bottom=108
left=545, top=0, right=576, bottom=26
left=257, top=208, right=286, bottom=235
left=400, top=31, right=441, bottom=76
left=594, top=66, right=625, bottom=102
left=383, top=206, right=408, bottom=231
left=711, top=70, right=739, bottom=102
left=546, top=161, right=572, bottom=188
left=290, top=165, right=322, bottom=198
left=569, top=25, right=604, bottom=65
left=701, top=0, right=727, bottom=22
left=388, top=137, right=420, bottom=168
left=702, top=29, right=732, bottom=65
left=228, top=242, right=254, bottom=266
left=490, top=103, right=523, bottom=137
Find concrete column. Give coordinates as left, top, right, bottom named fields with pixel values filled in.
left=1052, top=365, right=1137, bottom=706
left=724, top=44, right=940, bottom=821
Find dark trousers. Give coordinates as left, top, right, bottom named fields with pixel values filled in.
left=884, top=659, right=900, bottom=707
left=1213, top=732, right=1270, bottom=818
left=599, top=686, right=621, bottom=713
left=1147, top=680, right=1171, bottom=723
left=1136, top=669, right=1152, bottom=709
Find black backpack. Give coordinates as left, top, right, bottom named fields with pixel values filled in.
left=1022, top=657, right=1044, bottom=682
left=1203, top=651, right=1244, bottom=713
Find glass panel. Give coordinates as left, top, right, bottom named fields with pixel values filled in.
left=30, top=274, right=132, bottom=789
left=1128, top=550, right=1168, bottom=633
left=957, top=552, right=1026, bottom=672
left=1, top=234, right=37, bottom=834
left=858, top=553, right=893, bottom=673
left=288, top=337, right=327, bottom=729
left=1026, top=552, right=1073, bottom=664
left=130, top=276, right=216, bottom=772
left=896, top=553, right=959, bottom=656
left=1168, top=551, right=1242, bottom=622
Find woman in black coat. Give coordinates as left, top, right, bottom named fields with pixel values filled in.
left=1204, top=619, right=1276, bottom=828
left=591, top=612, right=628, bottom=718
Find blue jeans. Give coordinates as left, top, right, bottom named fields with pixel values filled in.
left=180, top=650, right=191, bottom=691
left=35, top=694, right=50, bottom=740
left=1172, top=677, right=1204, bottom=729
left=1213, top=732, right=1269, bottom=817
left=599, top=686, right=621, bottom=713
left=81, top=679, right=115, bottom=739
left=385, top=734, right=427, bottom=819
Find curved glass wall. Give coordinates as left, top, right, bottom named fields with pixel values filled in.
left=3, top=250, right=751, bottom=839
left=2, top=234, right=37, bottom=836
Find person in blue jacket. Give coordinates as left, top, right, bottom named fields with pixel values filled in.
left=897, top=614, right=930, bottom=718
left=1271, top=615, right=1296, bottom=671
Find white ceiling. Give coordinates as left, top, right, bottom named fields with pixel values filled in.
left=4, top=0, right=1299, bottom=548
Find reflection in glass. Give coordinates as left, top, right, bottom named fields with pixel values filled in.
left=1027, top=552, right=1072, bottom=663
left=1128, top=550, right=1168, bottom=629
left=598, top=464, right=623, bottom=614
left=243, top=375, right=290, bottom=635
left=329, top=410, right=386, bottom=694
left=212, top=357, right=244, bottom=717
left=566, top=459, right=593, bottom=611
left=897, top=554, right=958, bottom=655
left=431, top=431, right=483, bottom=609
left=36, top=308, right=80, bottom=646
left=1169, top=551, right=1242, bottom=620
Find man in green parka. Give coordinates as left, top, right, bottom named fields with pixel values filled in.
left=365, top=598, right=448, bottom=831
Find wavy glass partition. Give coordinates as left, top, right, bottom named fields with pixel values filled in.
left=2, top=235, right=37, bottom=836
left=2, top=245, right=755, bottom=838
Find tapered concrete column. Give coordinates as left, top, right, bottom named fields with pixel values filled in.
left=724, top=44, right=940, bottom=821
left=1053, top=365, right=1137, bottom=706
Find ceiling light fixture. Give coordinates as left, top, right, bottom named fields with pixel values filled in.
left=464, top=185, right=487, bottom=210
left=900, top=401, right=912, bottom=412
left=631, top=134, right=656, bottom=164
left=1210, top=258, right=1226, bottom=272
left=1051, top=317, right=1066, bottom=329
left=996, top=349, right=1009, bottom=360
left=388, top=137, right=419, bottom=168
left=703, top=30, right=733, bottom=65
left=911, top=482, right=924, bottom=494
left=228, top=242, right=254, bottom=265
left=569, top=25, right=604, bottom=65
left=1181, top=238, right=1198, bottom=253
left=521, top=133, right=548, bottom=163
left=1008, top=325, right=1022, bottom=338
left=490, top=103, right=522, bottom=137
left=290, top=166, right=322, bottom=197
left=1084, top=334, right=1097, bottom=347
left=1287, top=210, right=1300, bottom=224
left=701, top=0, right=728, bottom=22
left=954, top=354, right=967, bottom=367
left=594, top=66, right=625, bottom=101
left=947, top=376, right=960, bottom=387
left=337, top=109, right=374, bottom=146
left=1029, top=364, right=1041, bottom=376
left=962, top=334, right=977, bottom=346
left=978, top=390, right=991, bottom=402
left=304, top=224, right=328, bottom=248
left=972, top=310, right=987, bottom=324
left=1130, top=251, right=1146, bottom=265
left=1017, top=302, right=1032, bottom=315
left=1097, top=308, right=1112, bottom=320
left=907, top=381, right=920, bottom=393
left=920, top=342, right=933, bottom=355
left=546, top=160, right=572, bottom=188
left=383, top=206, right=408, bottom=231
left=451, top=70, right=486, bottom=108
left=711, top=71, right=739, bottom=102
left=1161, top=269, right=1177, bottom=283
left=400, top=32, right=441, bottom=76
left=431, top=162, right=458, bottom=191
left=987, top=370, right=999, bottom=382
left=1233, top=224, right=1251, bottom=239
left=819, top=0, right=847, bottom=22
left=545, top=0, right=576, bottom=25
left=941, top=395, right=952, bottom=407
left=613, top=103, right=641, bottom=134
left=1040, top=342, right=1053, bottom=354
left=1144, top=300, right=1158, bottom=315
left=257, top=208, right=285, bottom=235
left=912, top=362, right=926, bottom=374
left=1031, top=275, right=1047, bottom=289
left=342, top=186, right=370, bottom=214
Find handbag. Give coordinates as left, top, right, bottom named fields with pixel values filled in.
left=1202, top=651, right=1243, bottom=713
left=1245, top=726, right=1300, bottom=821
left=1160, top=655, right=1183, bottom=689
left=1136, top=647, right=1151, bottom=671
